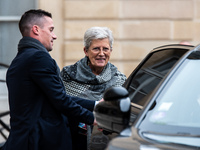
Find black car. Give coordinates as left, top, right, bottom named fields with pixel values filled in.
left=94, top=44, right=200, bottom=149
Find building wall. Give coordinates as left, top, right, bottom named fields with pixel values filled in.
left=39, top=0, right=200, bottom=77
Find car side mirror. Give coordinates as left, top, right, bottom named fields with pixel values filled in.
left=94, top=87, right=131, bottom=133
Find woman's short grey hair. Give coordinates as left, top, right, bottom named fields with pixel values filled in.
left=84, top=27, right=114, bottom=50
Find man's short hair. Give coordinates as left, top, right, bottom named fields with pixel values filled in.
left=19, top=9, right=52, bottom=36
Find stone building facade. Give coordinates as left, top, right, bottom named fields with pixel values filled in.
left=40, top=0, right=200, bottom=77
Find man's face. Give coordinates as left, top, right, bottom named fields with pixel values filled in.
left=39, top=16, right=57, bottom=51
left=84, top=38, right=112, bottom=74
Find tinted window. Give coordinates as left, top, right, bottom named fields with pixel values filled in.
left=127, top=48, right=188, bottom=107
left=149, top=59, right=200, bottom=128
left=140, top=57, right=200, bottom=140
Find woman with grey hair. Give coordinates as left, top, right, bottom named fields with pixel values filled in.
left=84, top=27, right=114, bottom=50
left=61, top=27, right=126, bottom=150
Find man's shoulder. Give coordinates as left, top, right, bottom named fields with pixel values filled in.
left=18, top=47, right=48, bottom=58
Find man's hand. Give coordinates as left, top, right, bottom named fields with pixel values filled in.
left=93, top=99, right=104, bottom=126
left=99, top=98, right=104, bottom=103
left=93, top=119, right=97, bottom=126
left=95, top=98, right=104, bottom=107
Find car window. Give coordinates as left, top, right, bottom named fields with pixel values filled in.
left=127, top=48, right=188, bottom=107
left=149, top=59, right=200, bottom=128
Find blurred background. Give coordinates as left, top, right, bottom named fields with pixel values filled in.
left=1, top=0, right=200, bottom=76
left=0, top=0, right=200, bottom=142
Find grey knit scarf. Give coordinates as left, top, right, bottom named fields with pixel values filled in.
left=61, top=56, right=126, bottom=101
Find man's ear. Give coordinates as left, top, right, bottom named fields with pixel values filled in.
left=32, top=25, right=39, bottom=35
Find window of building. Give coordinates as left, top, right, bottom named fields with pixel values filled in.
left=0, top=0, right=37, bottom=65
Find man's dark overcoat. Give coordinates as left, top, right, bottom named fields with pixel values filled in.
left=2, top=37, right=95, bottom=150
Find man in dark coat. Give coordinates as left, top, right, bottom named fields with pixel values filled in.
left=2, top=9, right=97, bottom=150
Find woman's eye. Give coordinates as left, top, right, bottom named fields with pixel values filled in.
left=93, top=48, right=99, bottom=51
left=103, top=48, right=109, bottom=51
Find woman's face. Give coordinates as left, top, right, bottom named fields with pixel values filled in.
left=84, top=38, right=112, bottom=74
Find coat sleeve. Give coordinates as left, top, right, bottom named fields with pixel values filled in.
left=29, top=51, right=95, bottom=125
